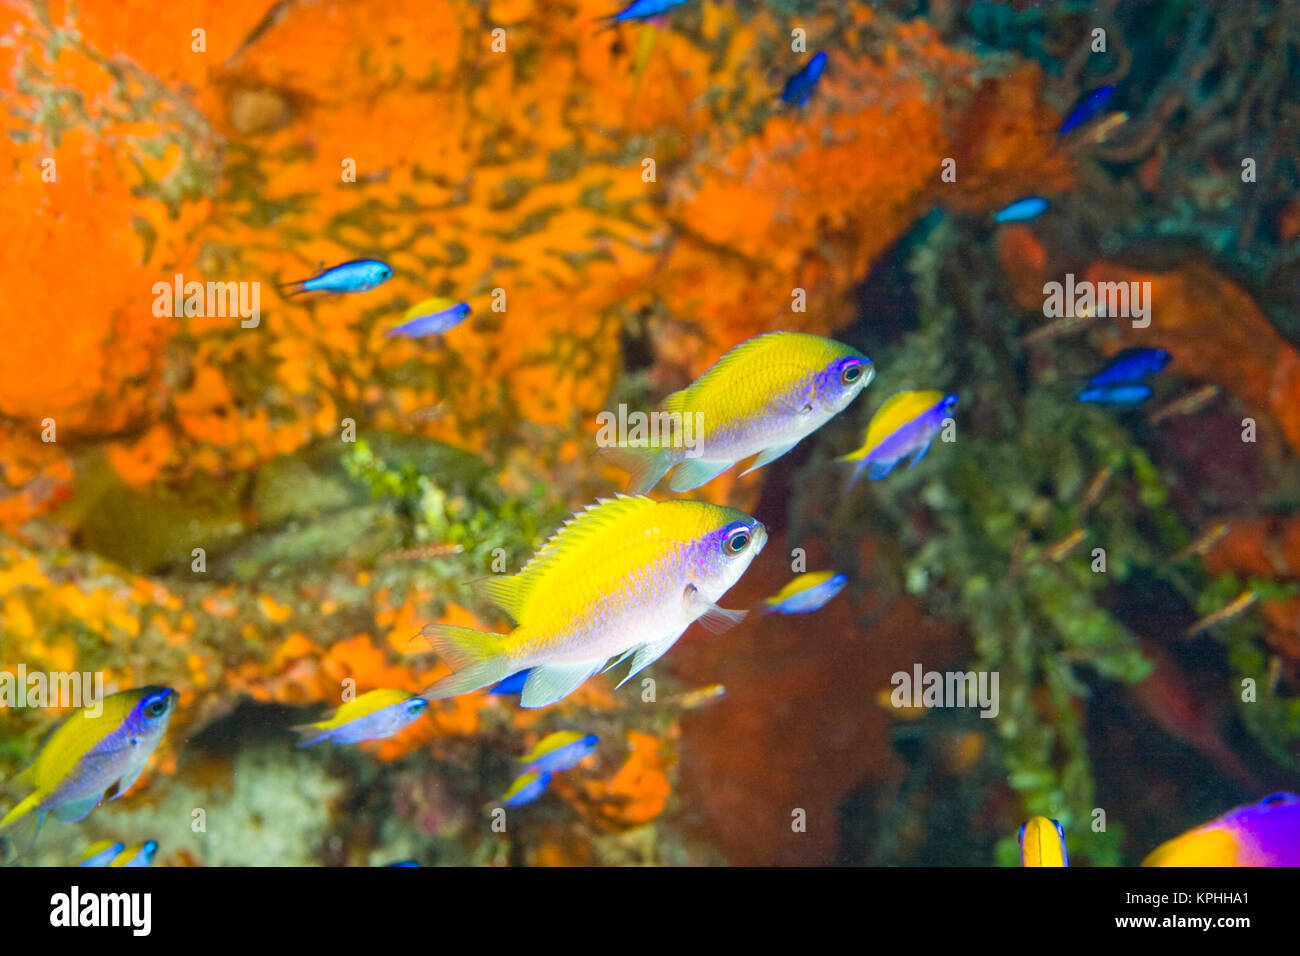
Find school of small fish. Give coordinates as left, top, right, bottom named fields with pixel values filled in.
left=0, top=0, right=1286, bottom=874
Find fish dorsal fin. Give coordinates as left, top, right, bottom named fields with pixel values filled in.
left=864, top=390, right=944, bottom=451
left=506, top=495, right=662, bottom=618
left=663, top=332, right=812, bottom=413
left=476, top=575, right=527, bottom=621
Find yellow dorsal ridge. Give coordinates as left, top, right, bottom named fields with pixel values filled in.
left=665, top=332, right=814, bottom=412
left=491, top=495, right=661, bottom=617
left=864, top=390, right=944, bottom=450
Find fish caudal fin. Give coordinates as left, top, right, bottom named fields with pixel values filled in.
left=599, top=445, right=674, bottom=494
left=0, top=794, right=45, bottom=865
left=290, top=724, right=331, bottom=748
left=277, top=279, right=309, bottom=297
left=0, top=791, right=41, bottom=833
left=419, top=625, right=517, bottom=701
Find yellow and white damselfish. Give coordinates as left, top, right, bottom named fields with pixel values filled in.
left=420, top=495, right=767, bottom=709
left=609, top=332, right=873, bottom=493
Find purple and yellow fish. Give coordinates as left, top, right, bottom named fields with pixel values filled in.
left=77, top=840, right=126, bottom=867
left=1143, top=793, right=1300, bottom=866
left=1020, top=816, right=1069, bottom=867
left=386, top=298, right=471, bottom=339
left=839, top=390, right=958, bottom=483
left=610, top=332, right=873, bottom=493
left=292, top=689, right=429, bottom=747
left=420, top=495, right=767, bottom=708
left=762, top=571, right=847, bottom=614
left=520, top=732, right=599, bottom=775
left=502, top=770, right=551, bottom=807
left=0, top=687, right=176, bottom=856
left=109, top=840, right=158, bottom=868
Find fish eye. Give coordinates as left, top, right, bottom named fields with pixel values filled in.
left=722, top=524, right=751, bottom=556
left=144, top=696, right=169, bottom=718
left=839, top=359, right=864, bottom=386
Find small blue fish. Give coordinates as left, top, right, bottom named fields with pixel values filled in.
left=1059, top=85, right=1117, bottom=136
left=489, top=670, right=530, bottom=695
left=77, top=840, right=125, bottom=867
left=502, top=770, right=551, bottom=807
left=386, top=302, right=470, bottom=339
left=1077, top=383, right=1153, bottom=406
left=603, top=0, right=691, bottom=23
left=763, top=572, right=847, bottom=614
left=520, top=733, right=599, bottom=775
left=385, top=860, right=421, bottom=867
left=110, top=840, right=158, bottom=868
left=993, top=197, right=1049, bottom=223
left=781, top=52, right=828, bottom=107
left=1086, top=348, right=1171, bottom=387
left=282, top=259, right=393, bottom=295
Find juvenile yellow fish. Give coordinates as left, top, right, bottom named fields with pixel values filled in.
left=292, top=688, right=429, bottom=747
left=839, top=390, right=958, bottom=483
left=420, top=495, right=767, bottom=708
left=608, top=332, right=872, bottom=493
left=0, top=687, right=176, bottom=854
left=1020, top=816, right=1069, bottom=866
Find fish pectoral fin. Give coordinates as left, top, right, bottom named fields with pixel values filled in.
left=738, top=440, right=800, bottom=477
left=615, top=634, right=684, bottom=688
left=51, top=795, right=101, bottom=824
left=907, top=441, right=933, bottom=469
left=667, top=458, right=733, bottom=492
left=519, top=661, right=605, bottom=709
left=107, top=757, right=149, bottom=802
left=685, top=584, right=748, bottom=634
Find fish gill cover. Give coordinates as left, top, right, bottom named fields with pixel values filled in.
left=0, top=0, right=1297, bottom=872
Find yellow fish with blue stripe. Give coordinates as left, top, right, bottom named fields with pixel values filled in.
left=0, top=686, right=176, bottom=857
left=609, top=332, right=873, bottom=493
left=420, top=495, right=767, bottom=708
left=77, top=840, right=125, bottom=867
left=1019, top=816, right=1069, bottom=866
left=839, top=390, right=958, bottom=484
left=292, top=689, right=429, bottom=747
left=109, top=840, right=158, bottom=867
left=519, top=732, right=599, bottom=775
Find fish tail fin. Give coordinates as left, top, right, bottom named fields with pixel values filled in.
left=290, top=723, right=331, bottom=748
left=0, top=795, right=45, bottom=865
left=419, top=625, right=517, bottom=700
left=599, top=445, right=674, bottom=494
left=277, top=279, right=308, bottom=297
left=839, top=456, right=869, bottom=492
